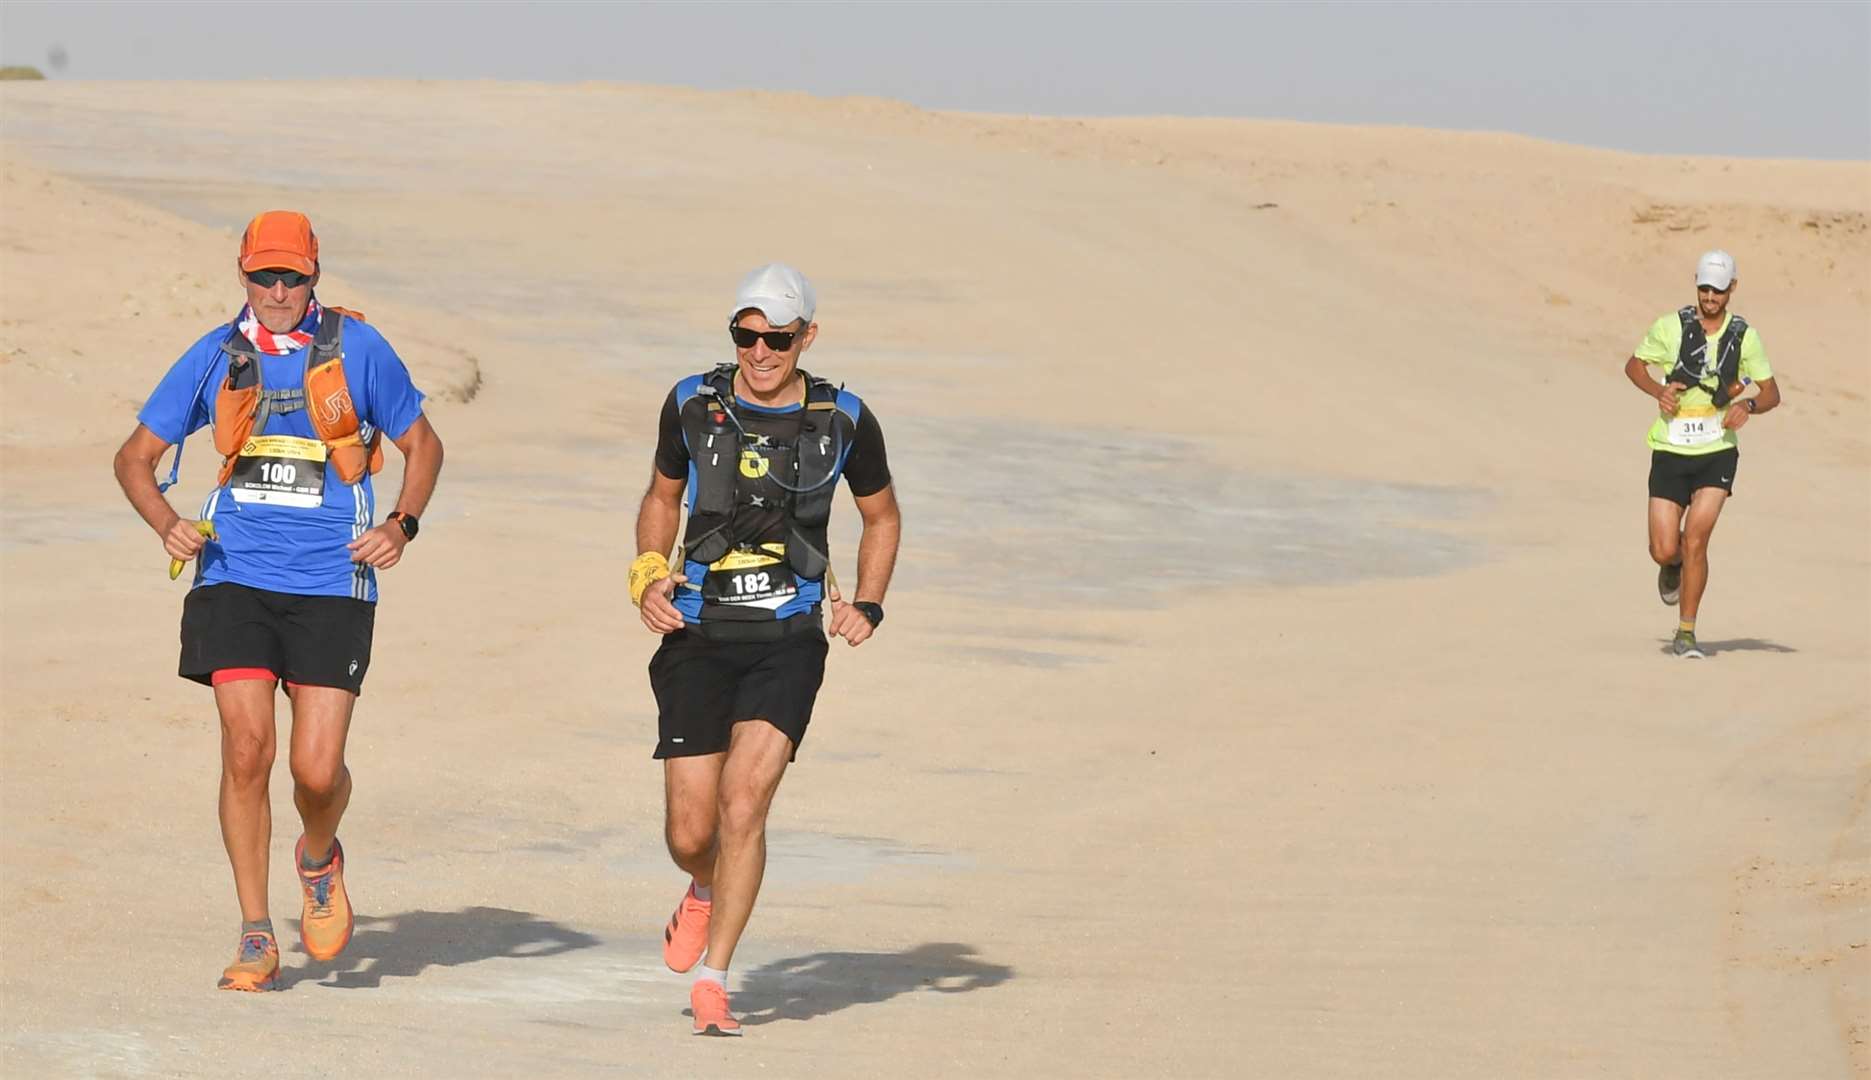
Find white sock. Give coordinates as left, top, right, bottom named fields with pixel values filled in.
left=694, top=964, right=727, bottom=989
left=691, top=882, right=712, bottom=903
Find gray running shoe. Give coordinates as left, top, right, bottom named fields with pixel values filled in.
left=1658, top=561, right=1683, bottom=606
left=1671, top=629, right=1705, bottom=659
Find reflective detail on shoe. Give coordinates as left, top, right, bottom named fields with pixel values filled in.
left=690, top=979, right=742, bottom=1036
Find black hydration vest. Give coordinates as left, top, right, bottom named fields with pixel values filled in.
left=677, top=365, right=853, bottom=583
left=1667, top=306, right=1749, bottom=407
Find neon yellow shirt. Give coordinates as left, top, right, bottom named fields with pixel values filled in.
left=1633, top=311, right=1772, bottom=455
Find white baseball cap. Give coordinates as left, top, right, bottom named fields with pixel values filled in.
left=731, top=263, right=817, bottom=327
left=1695, top=250, right=1737, bottom=290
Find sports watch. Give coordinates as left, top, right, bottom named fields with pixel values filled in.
left=851, top=601, right=884, bottom=628
left=387, top=511, right=419, bottom=542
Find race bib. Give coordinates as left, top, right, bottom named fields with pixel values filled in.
left=1666, top=406, right=1724, bottom=448
left=702, top=546, right=797, bottom=610
left=229, top=435, right=327, bottom=507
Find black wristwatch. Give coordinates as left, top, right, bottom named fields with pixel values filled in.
left=851, top=601, right=884, bottom=628
left=387, top=511, right=419, bottom=542
left=1743, top=398, right=1758, bottom=413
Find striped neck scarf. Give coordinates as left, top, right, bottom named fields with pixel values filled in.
left=236, top=298, right=322, bottom=355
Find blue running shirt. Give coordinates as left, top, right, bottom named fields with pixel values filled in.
left=138, top=316, right=426, bottom=601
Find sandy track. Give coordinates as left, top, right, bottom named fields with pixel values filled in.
left=1, top=82, right=1866, bottom=1078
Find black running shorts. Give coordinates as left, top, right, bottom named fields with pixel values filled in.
left=180, top=583, right=376, bottom=695
left=649, top=622, right=829, bottom=759
left=1648, top=448, right=1738, bottom=506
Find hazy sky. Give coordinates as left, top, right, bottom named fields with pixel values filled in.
left=3, top=1, right=1867, bottom=160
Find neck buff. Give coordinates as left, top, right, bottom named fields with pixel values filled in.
left=237, top=298, right=322, bottom=355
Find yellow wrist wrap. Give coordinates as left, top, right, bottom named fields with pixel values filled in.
left=629, top=551, right=671, bottom=607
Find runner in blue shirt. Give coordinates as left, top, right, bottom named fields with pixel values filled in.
left=111, top=211, right=445, bottom=991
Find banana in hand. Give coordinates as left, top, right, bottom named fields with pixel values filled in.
left=169, top=520, right=218, bottom=580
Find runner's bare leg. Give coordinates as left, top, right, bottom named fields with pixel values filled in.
left=1647, top=496, right=1685, bottom=567
left=288, top=685, right=355, bottom=864
left=704, top=720, right=793, bottom=970
left=665, top=753, right=724, bottom=885
left=216, top=679, right=278, bottom=923
left=1679, top=488, right=1728, bottom=622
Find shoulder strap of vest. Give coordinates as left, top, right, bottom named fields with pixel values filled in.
left=1707, top=313, right=1749, bottom=407
left=276, top=311, right=344, bottom=431
left=220, top=320, right=253, bottom=355
left=1667, top=306, right=1711, bottom=389
left=801, top=370, right=840, bottom=410
left=219, top=321, right=261, bottom=391
left=312, top=309, right=345, bottom=357
left=220, top=320, right=255, bottom=358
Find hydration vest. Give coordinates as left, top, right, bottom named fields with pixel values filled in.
left=677, top=364, right=855, bottom=582
left=211, top=309, right=383, bottom=487
left=1666, top=306, right=1749, bottom=408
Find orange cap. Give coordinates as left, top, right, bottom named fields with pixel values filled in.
left=238, top=211, right=318, bottom=274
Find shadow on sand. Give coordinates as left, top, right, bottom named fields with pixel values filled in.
left=1654, top=637, right=1797, bottom=657
left=729, top=942, right=1012, bottom=1027
left=282, top=906, right=600, bottom=990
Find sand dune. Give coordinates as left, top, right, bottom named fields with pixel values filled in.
left=1, top=81, right=1866, bottom=1078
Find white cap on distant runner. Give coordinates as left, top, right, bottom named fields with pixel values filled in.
left=731, top=263, right=817, bottom=327
left=1695, top=250, right=1737, bottom=290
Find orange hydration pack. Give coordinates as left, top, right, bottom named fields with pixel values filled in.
left=211, top=308, right=383, bottom=487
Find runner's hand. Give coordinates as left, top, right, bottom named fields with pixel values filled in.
left=639, top=573, right=688, bottom=634
left=1656, top=384, right=1682, bottom=415
left=1722, top=402, right=1751, bottom=431
left=347, top=523, right=409, bottom=569
left=825, top=579, right=875, bottom=647
left=162, top=517, right=212, bottom=562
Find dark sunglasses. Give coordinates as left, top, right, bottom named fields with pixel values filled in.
left=729, top=324, right=803, bottom=351
left=1697, top=284, right=1730, bottom=295
left=246, top=268, right=312, bottom=289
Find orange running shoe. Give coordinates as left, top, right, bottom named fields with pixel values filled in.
left=690, top=979, right=742, bottom=1036
left=662, top=883, right=711, bottom=973
left=296, top=836, right=354, bottom=961
left=217, top=930, right=280, bottom=992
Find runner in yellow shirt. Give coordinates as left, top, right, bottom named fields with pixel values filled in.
left=1622, top=250, right=1781, bottom=658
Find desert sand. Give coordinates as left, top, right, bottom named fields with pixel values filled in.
left=1, top=81, right=1866, bottom=1078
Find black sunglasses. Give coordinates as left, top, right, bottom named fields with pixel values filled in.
left=1697, top=284, right=1730, bottom=295
left=729, top=324, right=803, bottom=351
left=247, top=268, right=312, bottom=289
